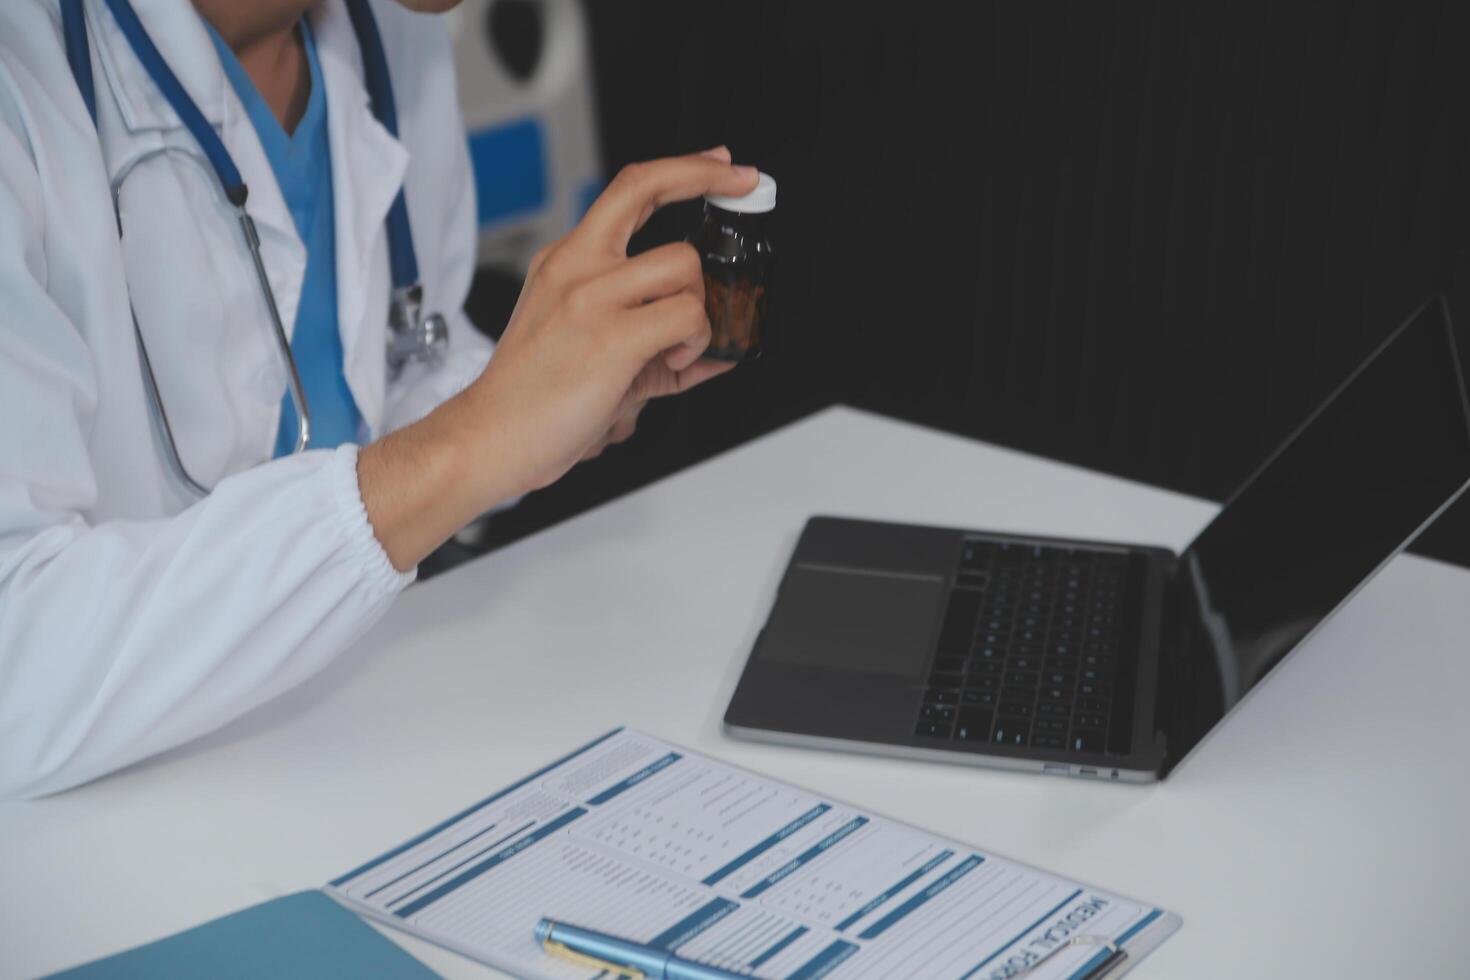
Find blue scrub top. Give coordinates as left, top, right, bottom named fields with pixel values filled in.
left=209, top=21, right=363, bottom=455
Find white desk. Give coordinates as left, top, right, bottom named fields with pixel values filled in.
left=3, top=407, right=1467, bottom=979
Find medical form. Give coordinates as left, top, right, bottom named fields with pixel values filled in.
left=327, top=729, right=1179, bottom=979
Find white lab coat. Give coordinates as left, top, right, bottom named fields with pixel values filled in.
left=0, top=0, right=495, bottom=798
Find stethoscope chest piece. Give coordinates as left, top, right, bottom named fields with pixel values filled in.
left=387, top=283, right=450, bottom=378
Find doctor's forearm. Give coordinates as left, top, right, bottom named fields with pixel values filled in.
left=357, top=387, right=523, bottom=572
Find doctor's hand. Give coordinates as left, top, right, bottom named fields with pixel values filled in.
left=358, top=150, right=759, bottom=571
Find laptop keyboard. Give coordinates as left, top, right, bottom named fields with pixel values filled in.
left=914, top=538, right=1130, bottom=755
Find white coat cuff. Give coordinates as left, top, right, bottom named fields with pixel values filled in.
left=330, top=444, right=418, bottom=593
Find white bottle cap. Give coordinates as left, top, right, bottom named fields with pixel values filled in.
left=705, top=172, right=776, bottom=214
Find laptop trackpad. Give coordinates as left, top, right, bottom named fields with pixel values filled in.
left=756, top=565, right=946, bottom=679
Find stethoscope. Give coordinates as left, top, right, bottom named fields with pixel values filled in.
left=59, top=0, right=449, bottom=495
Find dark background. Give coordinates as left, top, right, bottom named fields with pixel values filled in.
left=453, top=0, right=1470, bottom=577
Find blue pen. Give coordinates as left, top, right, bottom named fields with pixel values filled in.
left=535, top=918, right=747, bottom=980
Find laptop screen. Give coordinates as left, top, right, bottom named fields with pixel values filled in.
left=1159, top=297, right=1470, bottom=773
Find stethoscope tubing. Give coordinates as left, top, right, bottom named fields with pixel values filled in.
left=61, top=0, right=444, bottom=495
left=110, top=145, right=314, bottom=494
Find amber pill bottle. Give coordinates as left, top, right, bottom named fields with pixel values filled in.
left=690, top=172, right=776, bottom=361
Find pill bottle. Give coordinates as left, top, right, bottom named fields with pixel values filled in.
left=691, top=172, right=776, bottom=361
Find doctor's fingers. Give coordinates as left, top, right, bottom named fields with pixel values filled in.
left=625, top=354, right=735, bottom=404
left=581, top=242, right=705, bottom=309
left=607, top=410, right=639, bottom=445
left=575, top=155, right=759, bottom=257
left=579, top=407, right=640, bottom=461
left=607, top=290, right=712, bottom=367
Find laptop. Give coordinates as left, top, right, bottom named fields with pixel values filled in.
left=725, top=296, right=1470, bottom=781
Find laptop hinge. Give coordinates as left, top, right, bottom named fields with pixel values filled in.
left=1151, top=556, right=1182, bottom=773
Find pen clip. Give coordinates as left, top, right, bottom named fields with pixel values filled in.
left=542, top=937, right=646, bottom=979
left=1013, top=935, right=1126, bottom=979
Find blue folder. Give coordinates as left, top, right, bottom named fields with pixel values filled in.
left=45, top=891, right=439, bottom=979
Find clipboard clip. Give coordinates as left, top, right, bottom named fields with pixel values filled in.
left=1014, top=935, right=1127, bottom=979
